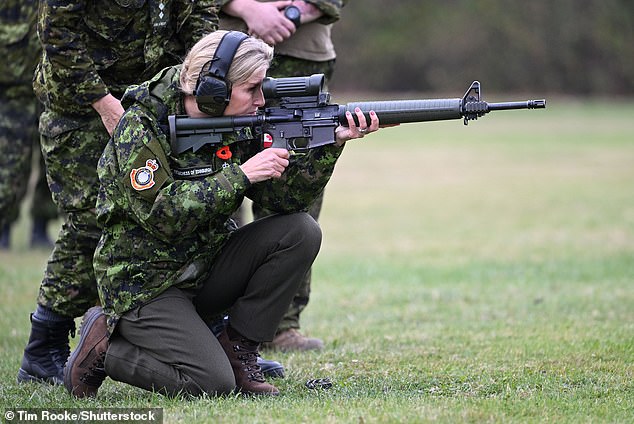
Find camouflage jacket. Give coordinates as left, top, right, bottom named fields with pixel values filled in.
left=94, top=66, right=344, bottom=331
left=0, top=0, right=39, bottom=88
left=34, top=0, right=219, bottom=115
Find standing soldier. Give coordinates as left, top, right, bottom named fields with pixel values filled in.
left=16, top=0, right=220, bottom=385
left=218, top=0, right=346, bottom=352
left=0, top=0, right=57, bottom=250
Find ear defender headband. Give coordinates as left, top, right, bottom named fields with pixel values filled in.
left=194, top=31, right=249, bottom=116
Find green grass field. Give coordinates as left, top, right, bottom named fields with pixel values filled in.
left=1, top=99, right=633, bottom=423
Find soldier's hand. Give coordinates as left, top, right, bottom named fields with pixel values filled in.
left=92, top=94, right=125, bottom=136
left=292, top=1, right=323, bottom=24
left=224, top=0, right=295, bottom=46
left=335, top=107, right=380, bottom=146
left=240, top=148, right=290, bottom=183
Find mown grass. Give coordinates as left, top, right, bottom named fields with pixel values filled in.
left=1, top=99, right=633, bottom=423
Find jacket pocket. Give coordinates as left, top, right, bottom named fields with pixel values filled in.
left=38, top=109, right=85, bottom=138
left=83, top=0, right=147, bottom=41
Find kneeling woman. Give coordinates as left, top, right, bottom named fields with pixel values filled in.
left=64, top=30, right=379, bottom=398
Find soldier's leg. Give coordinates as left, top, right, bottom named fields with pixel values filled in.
left=108, top=214, right=321, bottom=396
left=0, top=88, right=36, bottom=247
left=195, top=213, right=321, bottom=394
left=18, top=112, right=106, bottom=384
left=36, top=112, right=104, bottom=316
left=105, top=287, right=236, bottom=397
left=254, top=56, right=335, bottom=351
left=196, top=212, right=321, bottom=341
left=256, top=197, right=325, bottom=351
left=267, top=195, right=323, bottom=331
left=29, top=147, right=58, bottom=248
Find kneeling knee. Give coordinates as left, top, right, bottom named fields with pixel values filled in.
left=290, top=212, right=322, bottom=254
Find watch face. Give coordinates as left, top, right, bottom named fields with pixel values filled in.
left=284, top=5, right=301, bottom=27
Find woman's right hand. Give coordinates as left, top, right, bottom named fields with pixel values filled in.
left=240, top=148, right=290, bottom=183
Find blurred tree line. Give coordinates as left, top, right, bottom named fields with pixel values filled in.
left=329, top=0, right=634, bottom=95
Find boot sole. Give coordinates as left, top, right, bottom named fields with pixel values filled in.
left=238, top=388, right=280, bottom=397
left=63, top=307, right=104, bottom=395
left=262, top=366, right=285, bottom=379
left=17, top=368, right=62, bottom=385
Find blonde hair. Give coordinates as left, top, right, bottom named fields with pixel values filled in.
left=180, top=30, right=274, bottom=95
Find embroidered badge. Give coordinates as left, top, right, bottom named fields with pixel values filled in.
left=130, top=159, right=159, bottom=191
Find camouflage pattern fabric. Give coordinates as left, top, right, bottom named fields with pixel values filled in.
left=35, top=0, right=218, bottom=317
left=0, top=0, right=57, bottom=229
left=0, top=0, right=39, bottom=86
left=94, top=67, right=344, bottom=333
left=268, top=55, right=336, bottom=83
left=37, top=113, right=107, bottom=316
left=34, top=0, right=219, bottom=115
left=0, top=91, right=56, bottom=228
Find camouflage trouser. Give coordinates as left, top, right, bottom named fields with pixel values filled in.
left=254, top=56, right=335, bottom=332
left=31, top=151, right=58, bottom=221
left=36, top=109, right=108, bottom=318
left=0, top=85, right=57, bottom=228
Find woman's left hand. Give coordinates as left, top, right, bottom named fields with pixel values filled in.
left=335, top=107, right=380, bottom=146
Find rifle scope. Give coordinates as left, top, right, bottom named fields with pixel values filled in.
left=262, top=74, right=324, bottom=99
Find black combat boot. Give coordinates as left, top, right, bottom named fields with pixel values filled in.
left=17, top=309, right=76, bottom=385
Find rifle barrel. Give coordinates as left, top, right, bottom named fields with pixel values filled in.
left=487, top=100, right=546, bottom=111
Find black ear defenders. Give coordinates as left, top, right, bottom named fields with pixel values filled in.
left=194, top=31, right=249, bottom=116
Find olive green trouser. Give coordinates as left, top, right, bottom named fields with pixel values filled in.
left=105, top=213, right=322, bottom=396
left=252, top=194, right=323, bottom=332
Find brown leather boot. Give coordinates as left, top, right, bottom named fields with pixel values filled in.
left=217, top=328, right=279, bottom=396
left=262, top=329, right=323, bottom=352
left=63, top=306, right=108, bottom=398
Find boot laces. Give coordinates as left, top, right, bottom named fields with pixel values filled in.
left=48, top=321, right=76, bottom=371
left=233, top=345, right=265, bottom=383
left=80, top=351, right=106, bottom=387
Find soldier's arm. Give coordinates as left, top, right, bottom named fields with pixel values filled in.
left=176, top=0, right=219, bottom=47
left=38, top=0, right=109, bottom=107
left=115, top=114, right=250, bottom=238
left=220, top=0, right=296, bottom=46
left=302, top=0, right=346, bottom=24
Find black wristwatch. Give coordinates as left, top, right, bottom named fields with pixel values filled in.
left=284, top=5, right=301, bottom=28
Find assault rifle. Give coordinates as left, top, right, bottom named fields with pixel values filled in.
left=169, top=74, right=545, bottom=154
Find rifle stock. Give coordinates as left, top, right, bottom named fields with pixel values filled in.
left=170, top=77, right=546, bottom=154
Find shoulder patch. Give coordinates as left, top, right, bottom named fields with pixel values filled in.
left=123, top=147, right=170, bottom=202
left=130, top=159, right=160, bottom=191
